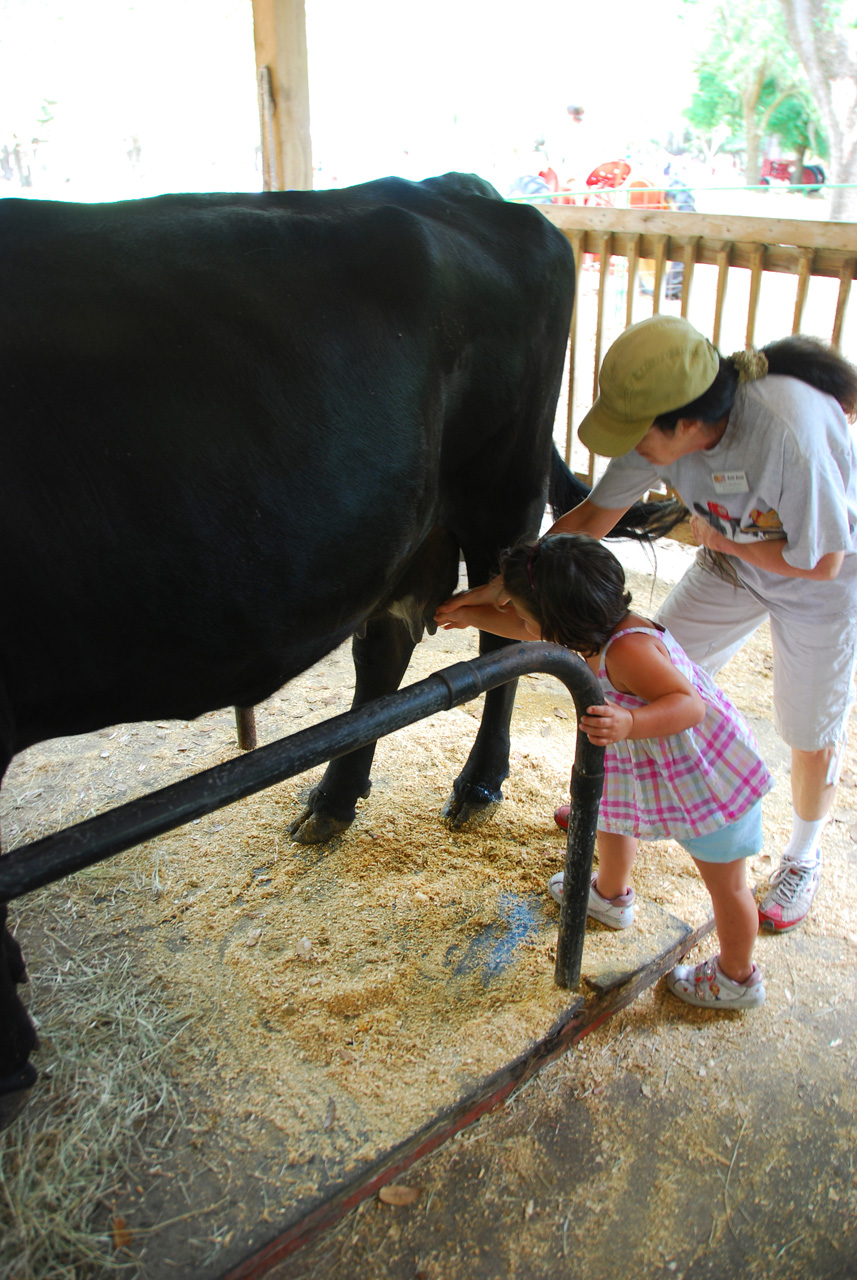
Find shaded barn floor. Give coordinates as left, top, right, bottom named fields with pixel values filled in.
left=2, top=542, right=856, bottom=1279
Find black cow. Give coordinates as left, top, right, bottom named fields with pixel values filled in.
left=0, top=173, right=678, bottom=1122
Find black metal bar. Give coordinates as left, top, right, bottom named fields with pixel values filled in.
left=0, top=643, right=604, bottom=987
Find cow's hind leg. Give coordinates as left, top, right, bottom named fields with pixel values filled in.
left=0, top=901, right=39, bottom=1130
left=289, top=615, right=416, bottom=844
left=441, top=510, right=546, bottom=826
left=0, top=722, right=39, bottom=1128
left=442, top=628, right=517, bottom=826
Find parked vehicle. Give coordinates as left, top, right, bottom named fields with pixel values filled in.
left=760, top=158, right=825, bottom=193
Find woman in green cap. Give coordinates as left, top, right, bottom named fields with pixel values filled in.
left=437, top=314, right=857, bottom=935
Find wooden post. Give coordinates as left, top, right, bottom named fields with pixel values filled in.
left=251, top=0, right=312, bottom=190
left=235, top=706, right=258, bottom=752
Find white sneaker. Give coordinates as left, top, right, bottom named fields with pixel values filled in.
left=547, top=873, right=635, bottom=929
left=666, top=956, right=766, bottom=1010
left=758, top=860, right=821, bottom=933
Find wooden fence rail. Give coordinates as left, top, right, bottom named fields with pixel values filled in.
left=542, top=205, right=857, bottom=481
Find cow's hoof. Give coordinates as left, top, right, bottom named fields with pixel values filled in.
left=0, top=1062, right=38, bottom=1131
left=442, top=783, right=503, bottom=828
left=288, top=807, right=354, bottom=845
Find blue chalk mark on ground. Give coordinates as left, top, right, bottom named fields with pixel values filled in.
left=445, top=892, right=543, bottom=985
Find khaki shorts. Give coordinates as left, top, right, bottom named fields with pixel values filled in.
left=656, top=556, right=857, bottom=755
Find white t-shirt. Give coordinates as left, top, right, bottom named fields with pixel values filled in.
left=589, top=375, right=857, bottom=623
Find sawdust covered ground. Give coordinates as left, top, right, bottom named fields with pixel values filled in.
left=266, top=543, right=857, bottom=1280
left=4, top=615, right=700, bottom=1192
left=3, top=540, right=857, bottom=1278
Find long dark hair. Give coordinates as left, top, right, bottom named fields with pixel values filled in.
left=500, top=533, right=631, bottom=657
left=653, top=335, right=857, bottom=434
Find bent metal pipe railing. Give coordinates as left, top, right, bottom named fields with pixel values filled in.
left=0, top=643, right=605, bottom=989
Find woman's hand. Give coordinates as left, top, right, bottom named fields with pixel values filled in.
left=690, top=513, right=843, bottom=580
left=579, top=701, right=634, bottom=745
left=689, top=512, right=730, bottom=554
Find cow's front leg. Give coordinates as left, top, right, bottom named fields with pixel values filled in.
left=0, top=902, right=39, bottom=1130
left=289, top=615, right=416, bottom=844
left=443, top=628, right=516, bottom=826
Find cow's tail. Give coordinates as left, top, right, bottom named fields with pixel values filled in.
left=548, top=445, right=687, bottom=542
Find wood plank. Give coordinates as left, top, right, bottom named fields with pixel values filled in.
left=565, top=231, right=584, bottom=465
left=626, top=234, right=640, bottom=327
left=551, top=212, right=857, bottom=280
left=651, top=236, right=667, bottom=313
left=679, top=237, right=698, bottom=317
left=251, top=0, right=312, bottom=190
left=746, top=244, right=765, bottom=348
left=545, top=204, right=857, bottom=256
left=256, top=66, right=277, bottom=190
left=833, top=260, right=856, bottom=349
left=793, top=250, right=813, bottom=334
left=712, top=246, right=730, bottom=349
left=592, top=233, right=611, bottom=402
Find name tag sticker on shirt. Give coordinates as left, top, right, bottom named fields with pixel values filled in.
left=712, top=470, right=750, bottom=495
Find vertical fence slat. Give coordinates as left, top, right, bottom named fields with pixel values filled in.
left=745, top=244, right=765, bottom=349
left=712, top=246, right=730, bottom=350
left=591, top=233, right=611, bottom=403
left=793, top=250, right=814, bottom=335
left=679, top=238, right=698, bottom=318
left=625, top=234, right=640, bottom=328
left=832, top=260, right=856, bottom=350
left=651, top=236, right=668, bottom=314
left=583, top=233, right=613, bottom=486
left=564, top=231, right=584, bottom=465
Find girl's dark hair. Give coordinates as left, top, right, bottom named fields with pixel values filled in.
left=653, top=335, right=857, bottom=434
left=500, top=533, right=631, bottom=657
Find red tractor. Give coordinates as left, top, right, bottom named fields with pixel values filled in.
left=760, top=158, right=826, bottom=192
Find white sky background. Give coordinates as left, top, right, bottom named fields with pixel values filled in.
left=0, top=0, right=707, bottom=201
left=307, top=0, right=706, bottom=191
left=0, top=0, right=261, bottom=199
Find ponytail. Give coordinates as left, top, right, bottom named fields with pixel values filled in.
left=655, top=334, right=857, bottom=432
left=760, top=336, right=857, bottom=420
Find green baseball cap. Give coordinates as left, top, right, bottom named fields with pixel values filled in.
left=577, top=315, right=720, bottom=456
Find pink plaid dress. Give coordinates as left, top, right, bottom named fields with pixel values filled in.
left=596, top=625, right=773, bottom=840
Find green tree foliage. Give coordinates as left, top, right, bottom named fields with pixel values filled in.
left=685, top=68, right=736, bottom=137
left=683, top=0, right=822, bottom=183
left=779, top=0, right=857, bottom=219
left=763, top=82, right=827, bottom=161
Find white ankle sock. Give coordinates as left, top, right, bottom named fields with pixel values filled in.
left=783, top=811, right=824, bottom=868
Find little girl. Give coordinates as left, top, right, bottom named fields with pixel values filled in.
left=437, top=533, right=773, bottom=1011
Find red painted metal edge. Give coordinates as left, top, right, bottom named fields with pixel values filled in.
left=218, top=916, right=714, bottom=1280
